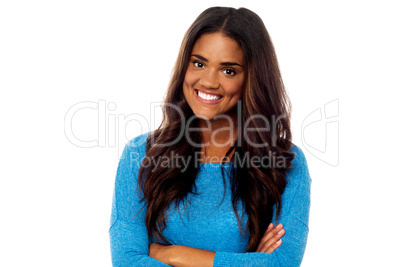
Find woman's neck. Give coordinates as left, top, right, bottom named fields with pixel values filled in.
left=197, top=112, right=239, bottom=163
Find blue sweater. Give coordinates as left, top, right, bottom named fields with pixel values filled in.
left=109, top=132, right=311, bottom=266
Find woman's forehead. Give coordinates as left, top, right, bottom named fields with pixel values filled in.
left=191, top=33, right=244, bottom=65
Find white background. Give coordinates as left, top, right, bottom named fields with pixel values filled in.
left=1, top=0, right=401, bottom=266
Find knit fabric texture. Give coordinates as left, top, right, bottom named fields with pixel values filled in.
left=109, top=132, right=311, bottom=266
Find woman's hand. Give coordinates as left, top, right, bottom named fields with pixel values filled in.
left=149, top=224, right=284, bottom=265
left=149, top=243, right=172, bottom=265
left=256, top=223, right=285, bottom=253
left=149, top=243, right=215, bottom=266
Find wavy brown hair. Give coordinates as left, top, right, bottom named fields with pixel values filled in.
left=137, top=6, right=295, bottom=252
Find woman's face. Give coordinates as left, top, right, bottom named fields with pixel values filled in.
left=183, top=32, right=245, bottom=121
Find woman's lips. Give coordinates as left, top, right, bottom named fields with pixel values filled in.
left=195, top=89, right=223, bottom=97
left=194, top=89, right=224, bottom=104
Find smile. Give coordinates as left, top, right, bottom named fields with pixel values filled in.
left=195, top=89, right=223, bottom=104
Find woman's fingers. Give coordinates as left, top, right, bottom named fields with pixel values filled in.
left=262, top=228, right=285, bottom=253
left=256, top=223, right=273, bottom=251
left=260, top=225, right=285, bottom=253
left=266, top=238, right=283, bottom=253
left=256, top=223, right=285, bottom=253
left=265, top=222, right=274, bottom=233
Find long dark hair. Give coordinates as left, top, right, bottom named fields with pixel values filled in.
left=138, top=6, right=295, bottom=252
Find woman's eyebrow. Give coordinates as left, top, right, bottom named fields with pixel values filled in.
left=191, top=54, right=243, bottom=67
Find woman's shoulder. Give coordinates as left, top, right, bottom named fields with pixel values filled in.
left=128, top=131, right=151, bottom=147
left=118, top=131, right=153, bottom=171
left=289, top=143, right=308, bottom=169
left=286, top=143, right=311, bottom=187
left=123, top=131, right=153, bottom=154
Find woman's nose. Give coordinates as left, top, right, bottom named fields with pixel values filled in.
left=199, top=69, right=219, bottom=89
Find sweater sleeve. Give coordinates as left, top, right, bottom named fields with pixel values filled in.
left=213, top=145, right=311, bottom=267
left=109, top=136, right=170, bottom=267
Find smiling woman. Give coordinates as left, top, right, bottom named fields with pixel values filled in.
left=183, top=32, right=245, bottom=121
left=109, top=6, right=311, bottom=267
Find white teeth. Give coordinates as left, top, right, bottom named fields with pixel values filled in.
left=197, top=91, right=221, bottom=101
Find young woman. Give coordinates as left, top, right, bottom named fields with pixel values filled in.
left=109, top=6, right=311, bottom=266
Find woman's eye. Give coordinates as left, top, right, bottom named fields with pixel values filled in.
left=224, top=69, right=236, bottom=76
left=193, top=61, right=204, bottom=68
